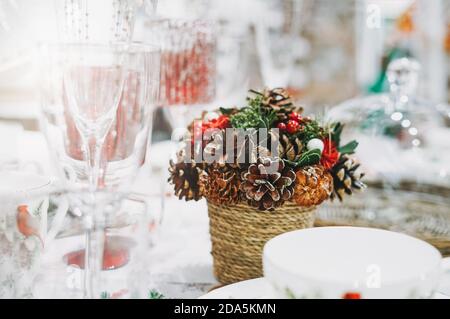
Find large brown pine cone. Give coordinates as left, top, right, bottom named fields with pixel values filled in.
left=203, top=129, right=268, bottom=169
left=204, top=164, right=241, bottom=205
left=168, top=159, right=204, bottom=201
left=292, top=165, right=333, bottom=207
left=240, top=157, right=296, bottom=211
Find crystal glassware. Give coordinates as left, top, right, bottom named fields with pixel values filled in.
left=54, top=0, right=138, bottom=43
left=329, top=58, right=443, bottom=149
left=254, top=0, right=304, bottom=88
left=60, top=44, right=128, bottom=191
left=215, top=22, right=252, bottom=105
left=39, top=42, right=160, bottom=191
left=38, top=42, right=160, bottom=298
left=19, top=187, right=157, bottom=299
left=146, top=18, right=216, bottom=131
left=327, top=57, right=448, bottom=186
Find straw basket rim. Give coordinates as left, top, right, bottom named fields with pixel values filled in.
left=207, top=200, right=316, bottom=284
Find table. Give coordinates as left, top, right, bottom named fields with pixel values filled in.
left=3, top=126, right=450, bottom=298
left=0, top=126, right=218, bottom=298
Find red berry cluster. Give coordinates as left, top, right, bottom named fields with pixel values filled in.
left=276, top=112, right=303, bottom=134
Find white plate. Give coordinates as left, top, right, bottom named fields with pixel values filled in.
left=199, top=277, right=450, bottom=299
left=199, top=278, right=274, bottom=299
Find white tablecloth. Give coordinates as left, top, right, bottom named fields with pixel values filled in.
left=3, top=126, right=450, bottom=298
left=0, top=126, right=217, bottom=298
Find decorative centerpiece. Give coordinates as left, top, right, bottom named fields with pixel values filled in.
left=168, top=88, right=366, bottom=284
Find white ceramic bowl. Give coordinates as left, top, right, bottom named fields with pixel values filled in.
left=0, top=171, right=51, bottom=195
left=263, top=226, right=450, bottom=299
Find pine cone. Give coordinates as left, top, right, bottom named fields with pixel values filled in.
left=292, top=165, right=333, bottom=207
left=240, top=157, right=295, bottom=211
left=204, top=129, right=266, bottom=169
left=274, top=131, right=303, bottom=161
left=204, top=164, right=241, bottom=205
left=168, top=159, right=203, bottom=201
left=330, top=155, right=366, bottom=201
left=251, top=88, right=303, bottom=121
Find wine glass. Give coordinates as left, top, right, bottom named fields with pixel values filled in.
left=215, top=22, right=252, bottom=105
left=38, top=42, right=160, bottom=298
left=146, top=18, right=216, bottom=132
left=54, top=0, right=138, bottom=43
left=254, top=0, right=304, bottom=88
left=60, top=43, right=129, bottom=191
left=39, top=42, right=160, bottom=190
left=13, top=187, right=157, bottom=299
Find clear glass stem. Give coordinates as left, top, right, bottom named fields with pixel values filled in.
left=83, top=218, right=105, bottom=299
left=82, top=134, right=106, bottom=298
left=85, top=135, right=104, bottom=192
left=83, top=229, right=93, bottom=298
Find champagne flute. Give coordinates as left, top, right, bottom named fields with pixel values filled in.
left=38, top=42, right=160, bottom=298
left=61, top=43, right=128, bottom=191
left=48, top=43, right=128, bottom=299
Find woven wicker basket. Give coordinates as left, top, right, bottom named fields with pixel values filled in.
left=207, top=201, right=316, bottom=284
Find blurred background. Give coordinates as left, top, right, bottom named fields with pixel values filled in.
left=0, top=0, right=447, bottom=127
left=2, top=0, right=450, bottom=180
left=2, top=0, right=450, bottom=298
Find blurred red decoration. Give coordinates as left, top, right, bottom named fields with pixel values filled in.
left=342, top=292, right=362, bottom=299
left=320, top=138, right=339, bottom=170
left=160, top=34, right=216, bottom=106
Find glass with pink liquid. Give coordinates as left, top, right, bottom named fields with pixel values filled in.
left=39, top=43, right=160, bottom=298
left=39, top=43, right=160, bottom=190
left=146, top=18, right=216, bottom=130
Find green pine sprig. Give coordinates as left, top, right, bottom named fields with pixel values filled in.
left=296, top=120, right=324, bottom=143
left=149, top=289, right=164, bottom=299
left=100, top=291, right=110, bottom=299
left=285, top=149, right=321, bottom=168
left=230, top=95, right=276, bottom=129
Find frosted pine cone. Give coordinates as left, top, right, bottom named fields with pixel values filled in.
left=292, top=165, right=333, bottom=207
left=204, top=164, right=241, bottom=205
left=240, top=157, right=295, bottom=211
